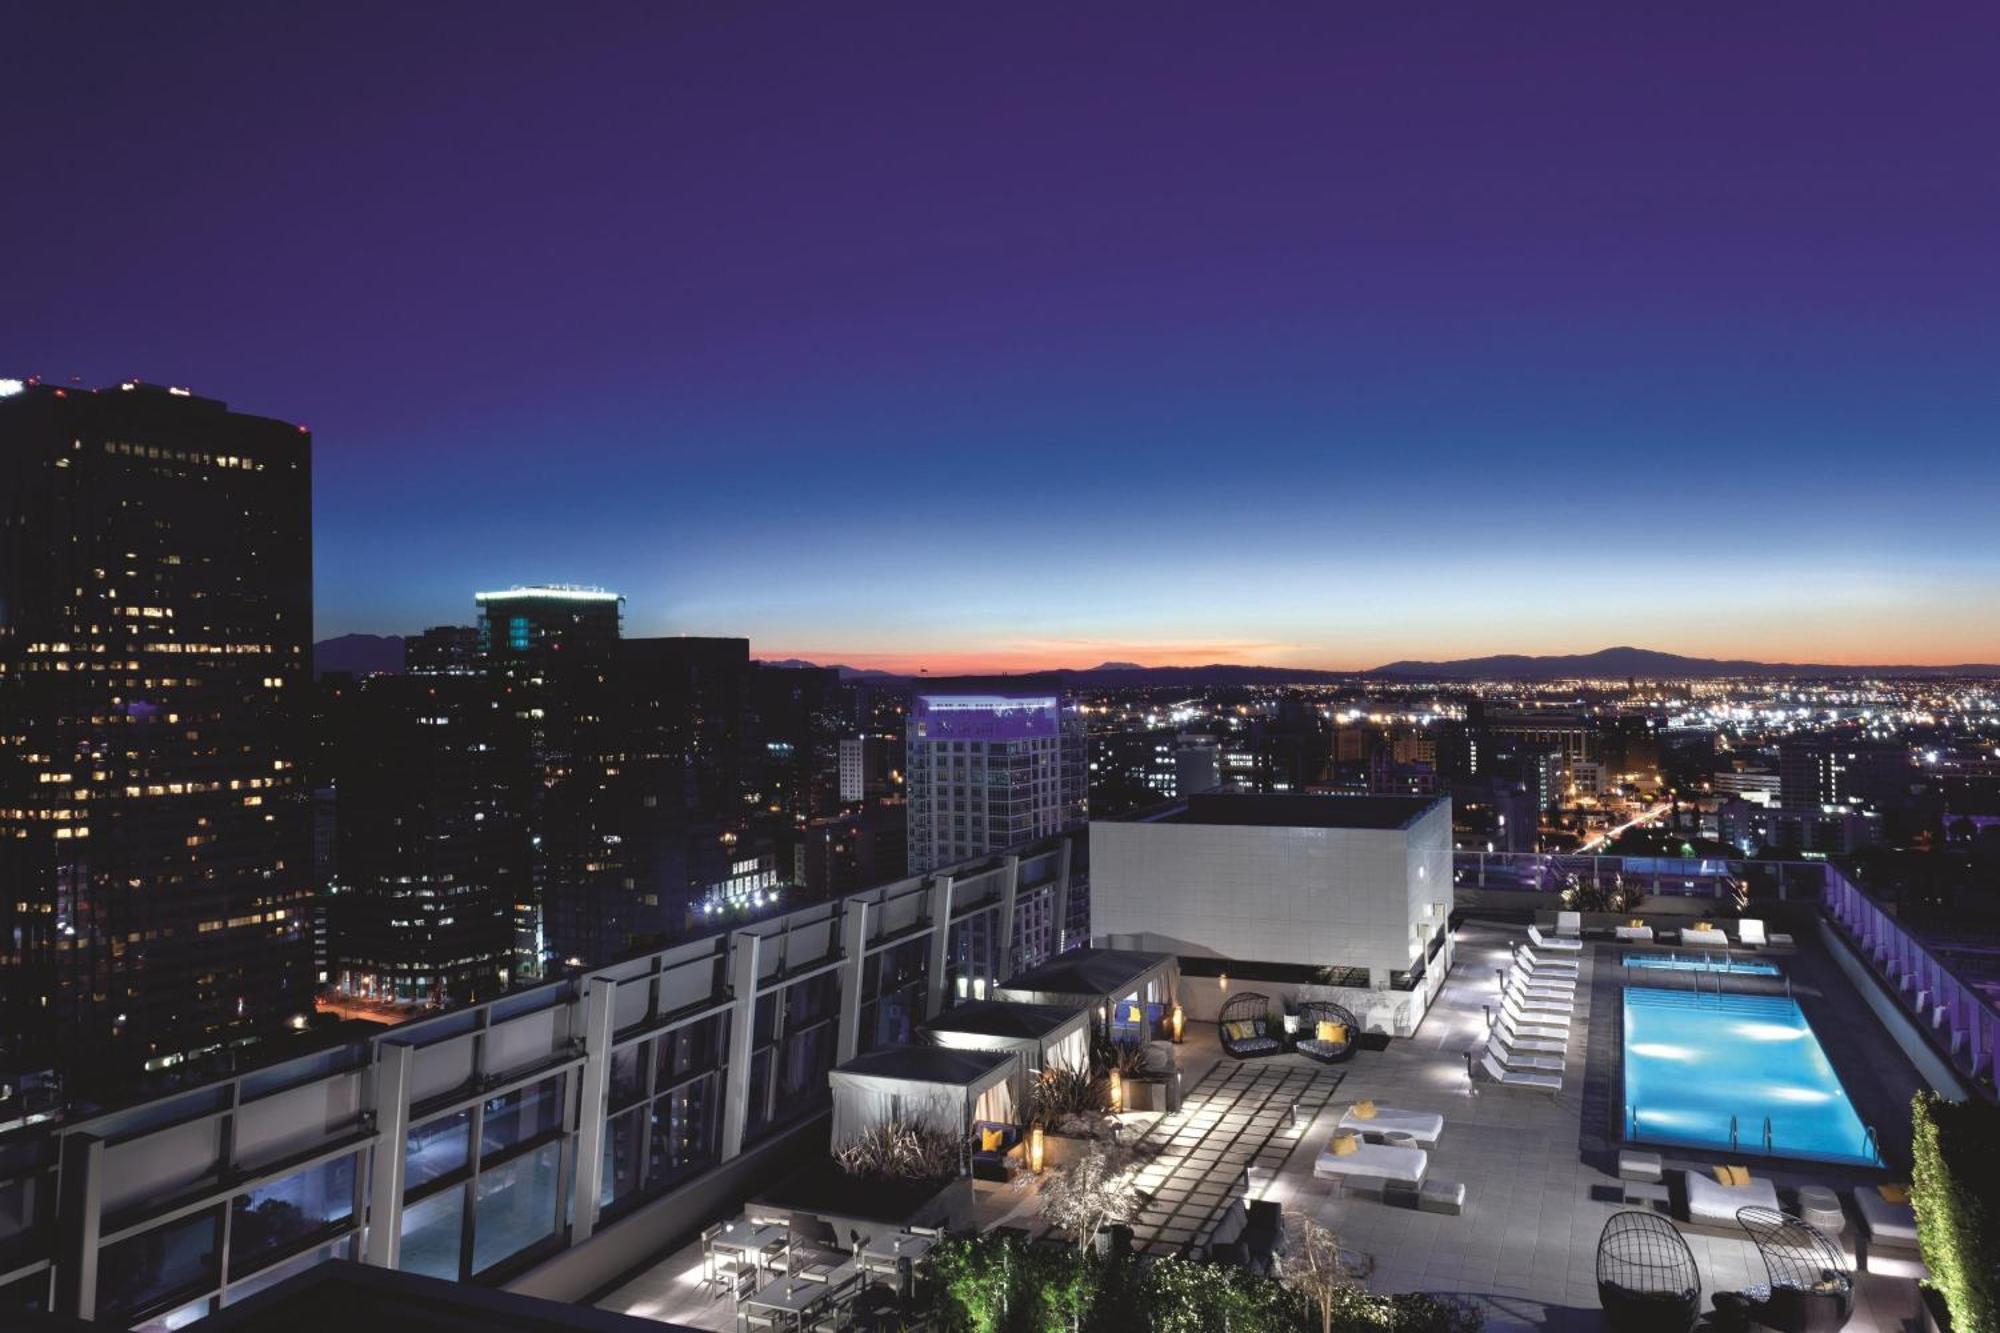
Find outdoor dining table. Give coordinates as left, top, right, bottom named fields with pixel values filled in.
left=740, top=1259, right=861, bottom=1329
left=713, top=1221, right=788, bottom=1282
left=858, top=1230, right=935, bottom=1272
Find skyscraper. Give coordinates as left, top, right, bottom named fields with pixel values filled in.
left=0, top=380, right=313, bottom=1097
left=473, top=586, right=622, bottom=975
left=906, top=675, right=1087, bottom=875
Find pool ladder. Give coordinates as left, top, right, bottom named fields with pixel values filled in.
left=1862, top=1124, right=1879, bottom=1163
left=1730, top=1114, right=1775, bottom=1154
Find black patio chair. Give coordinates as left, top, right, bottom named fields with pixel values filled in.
left=1733, top=1206, right=1854, bottom=1333
left=1596, top=1209, right=1702, bottom=1333
left=1294, top=999, right=1360, bottom=1064
left=1219, top=992, right=1282, bottom=1058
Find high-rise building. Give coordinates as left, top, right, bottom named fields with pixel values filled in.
left=906, top=676, right=1087, bottom=875
left=321, top=674, right=522, bottom=1005
left=404, top=624, right=479, bottom=676
left=0, top=380, right=313, bottom=1096
left=474, top=586, right=622, bottom=974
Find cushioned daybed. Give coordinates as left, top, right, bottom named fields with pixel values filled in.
left=1684, top=1168, right=1780, bottom=1226
left=1338, top=1104, right=1443, bottom=1145
left=1312, top=1139, right=1428, bottom=1190
left=1294, top=1000, right=1359, bottom=1064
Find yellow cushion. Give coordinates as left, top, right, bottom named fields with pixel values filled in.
left=1696, top=921, right=1713, bottom=932
left=1878, top=1184, right=1909, bottom=1206
left=1127, top=1004, right=1144, bottom=1025
left=1330, top=1132, right=1359, bottom=1157
left=1728, top=1165, right=1752, bottom=1187
left=1352, top=1100, right=1377, bottom=1119
left=1316, top=1020, right=1346, bottom=1044
left=980, top=1128, right=1004, bottom=1153
left=1629, top=919, right=1645, bottom=929
left=1712, top=1165, right=1747, bottom=1187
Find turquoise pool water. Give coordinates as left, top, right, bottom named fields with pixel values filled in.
left=1623, top=987, right=1878, bottom=1165
left=1623, top=952, right=1780, bottom=977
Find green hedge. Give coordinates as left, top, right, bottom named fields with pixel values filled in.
left=1910, top=1092, right=2000, bottom=1331
left=924, top=1234, right=1479, bottom=1333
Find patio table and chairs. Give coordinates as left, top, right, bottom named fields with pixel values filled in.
left=739, top=1258, right=863, bottom=1332
left=858, top=1229, right=936, bottom=1275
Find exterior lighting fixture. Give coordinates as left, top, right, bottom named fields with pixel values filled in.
left=1108, top=1069, right=1122, bottom=1113
left=1030, top=1124, right=1046, bottom=1173
left=1217, top=970, right=1227, bottom=993
left=1170, top=1003, right=1185, bottom=1044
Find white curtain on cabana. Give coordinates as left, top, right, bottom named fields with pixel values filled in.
left=830, top=1076, right=898, bottom=1146
left=1043, top=1022, right=1090, bottom=1075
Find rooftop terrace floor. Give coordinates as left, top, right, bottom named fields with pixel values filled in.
left=599, top=921, right=1933, bottom=1331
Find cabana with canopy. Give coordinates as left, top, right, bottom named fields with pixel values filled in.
left=828, top=1045, right=1018, bottom=1147
left=921, top=999, right=1093, bottom=1105
left=991, top=947, right=1179, bottom=1044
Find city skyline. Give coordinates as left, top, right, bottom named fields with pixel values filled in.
left=7, top=2, right=1999, bottom=672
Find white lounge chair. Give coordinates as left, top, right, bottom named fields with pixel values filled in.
left=1529, top=923, right=1582, bottom=953
left=1681, top=927, right=1729, bottom=947
left=1517, top=944, right=1579, bottom=973
left=1503, top=982, right=1575, bottom=1014
left=1485, top=1035, right=1563, bottom=1073
left=1738, top=920, right=1767, bottom=948
left=1495, top=1014, right=1567, bottom=1052
left=1501, top=995, right=1572, bottom=1028
left=1312, top=1141, right=1428, bottom=1191
left=1337, top=1105, right=1444, bottom=1145
left=1854, top=1188, right=1920, bottom=1261
left=1684, top=1169, right=1780, bottom=1225
left=1555, top=911, right=1584, bottom=939
left=1476, top=1052, right=1561, bottom=1094
left=1614, top=925, right=1654, bottom=942
left=1509, top=963, right=1575, bottom=990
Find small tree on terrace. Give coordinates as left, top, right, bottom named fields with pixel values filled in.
left=1277, top=1210, right=1373, bottom=1333
left=1039, top=1142, right=1143, bottom=1251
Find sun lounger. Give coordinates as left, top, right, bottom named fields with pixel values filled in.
left=1556, top=911, right=1582, bottom=938
left=1518, top=944, right=1580, bottom=972
left=1615, top=925, right=1654, bottom=942
left=1496, top=1012, right=1568, bottom=1040
left=1485, top=1035, right=1563, bottom=1073
left=1681, top=927, right=1729, bottom=947
left=1509, top=963, right=1574, bottom=990
left=1338, top=1105, right=1444, bottom=1145
left=1529, top=923, right=1582, bottom=954
left=1501, top=995, right=1572, bottom=1028
left=1683, top=1169, right=1779, bottom=1225
left=1853, top=1188, right=1919, bottom=1254
left=1313, top=1140, right=1428, bottom=1190
left=1495, top=1015, right=1567, bottom=1052
left=1737, top=920, right=1767, bottom=948
left=1476, top=1052, right=1561, bottom=1094
left=1503, top=983, right=1575, bottom=1015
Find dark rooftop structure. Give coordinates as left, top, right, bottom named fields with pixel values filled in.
left=996, top=946, right=1175, bottom=1000
left=1145, top=791, right=1444, bottom=831
left=922, top=999, right=1087, bottom=1041
left=830, top=1044, right=1014, bottom=1086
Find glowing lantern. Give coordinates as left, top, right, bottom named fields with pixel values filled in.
left=1030, top=1124, right=1046, bottom=1173
left=1170, top=1003, right=1185, bottom=1044
left=1109, top=1069, right=1123, bottom=1113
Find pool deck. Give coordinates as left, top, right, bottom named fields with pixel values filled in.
left=598, top=919, right=1934, bottom=1331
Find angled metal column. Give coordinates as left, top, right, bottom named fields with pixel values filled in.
left=924, top=875, right=954, bottom=1019
left=1053, top=836, right=1075, bottom=951
left=719, top=930, right=761, bottom=1162
left=362, top=1041, right=413, bottom=1268
left=836, top=898, right=871, bottom=1062
left=995, top=854, right=1020, bottom=986
left=568, top=974, right=618, bottom=1242
left=53, top=1132, right=102, bottom=1321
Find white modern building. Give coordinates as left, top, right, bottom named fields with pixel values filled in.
left=1090, top=792, right=1453, bottom=1034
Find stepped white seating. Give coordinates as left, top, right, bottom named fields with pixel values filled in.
left=1501, top=994, right=1572, bottom=1028
left=1684, top=1169, right=1780, bottom=1225
left=1495, top=1013, right=1567, bottom=1052
left=1529, top=923, right=1582, bottom=953
left=1509, top=963, right=1574, bottom=990
left=1615, top=924, right=1654, bottom=942
left=1476, top=1051, right=1561, bottom=1094
left=1337, top=1105, right=1444, bottom=1145
left=1517, top=944, right=1579, bottom=973
left=1738, top=919, right=1767, bottom=948
left=1485, top=1035, right=1563, bottom=1073
left=1556, top=911, right=1583, bottom=938
left=1681, top=926, right=1729, bottom=947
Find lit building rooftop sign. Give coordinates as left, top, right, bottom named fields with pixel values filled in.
left=474, top=585, right=623, bottom=603
left=912, top=693, right=1061, bottom=741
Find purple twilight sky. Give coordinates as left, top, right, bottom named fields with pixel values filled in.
left=5, top=1, right=1998, bottom=670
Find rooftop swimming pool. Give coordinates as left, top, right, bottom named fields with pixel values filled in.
left=1623, top=987, right=1878, bottom=1165
left=1623, top=952, right=1780, bottom=977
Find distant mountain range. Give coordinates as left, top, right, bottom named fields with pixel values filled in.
left=315, top=636, right=2000, bottom=685
left=1366, top=645, right=2000, bottom=682
left=314, top=633, right=405, bottom=677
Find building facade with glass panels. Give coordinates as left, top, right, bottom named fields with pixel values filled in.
left=0, top=830, right=1085, bottom=1329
